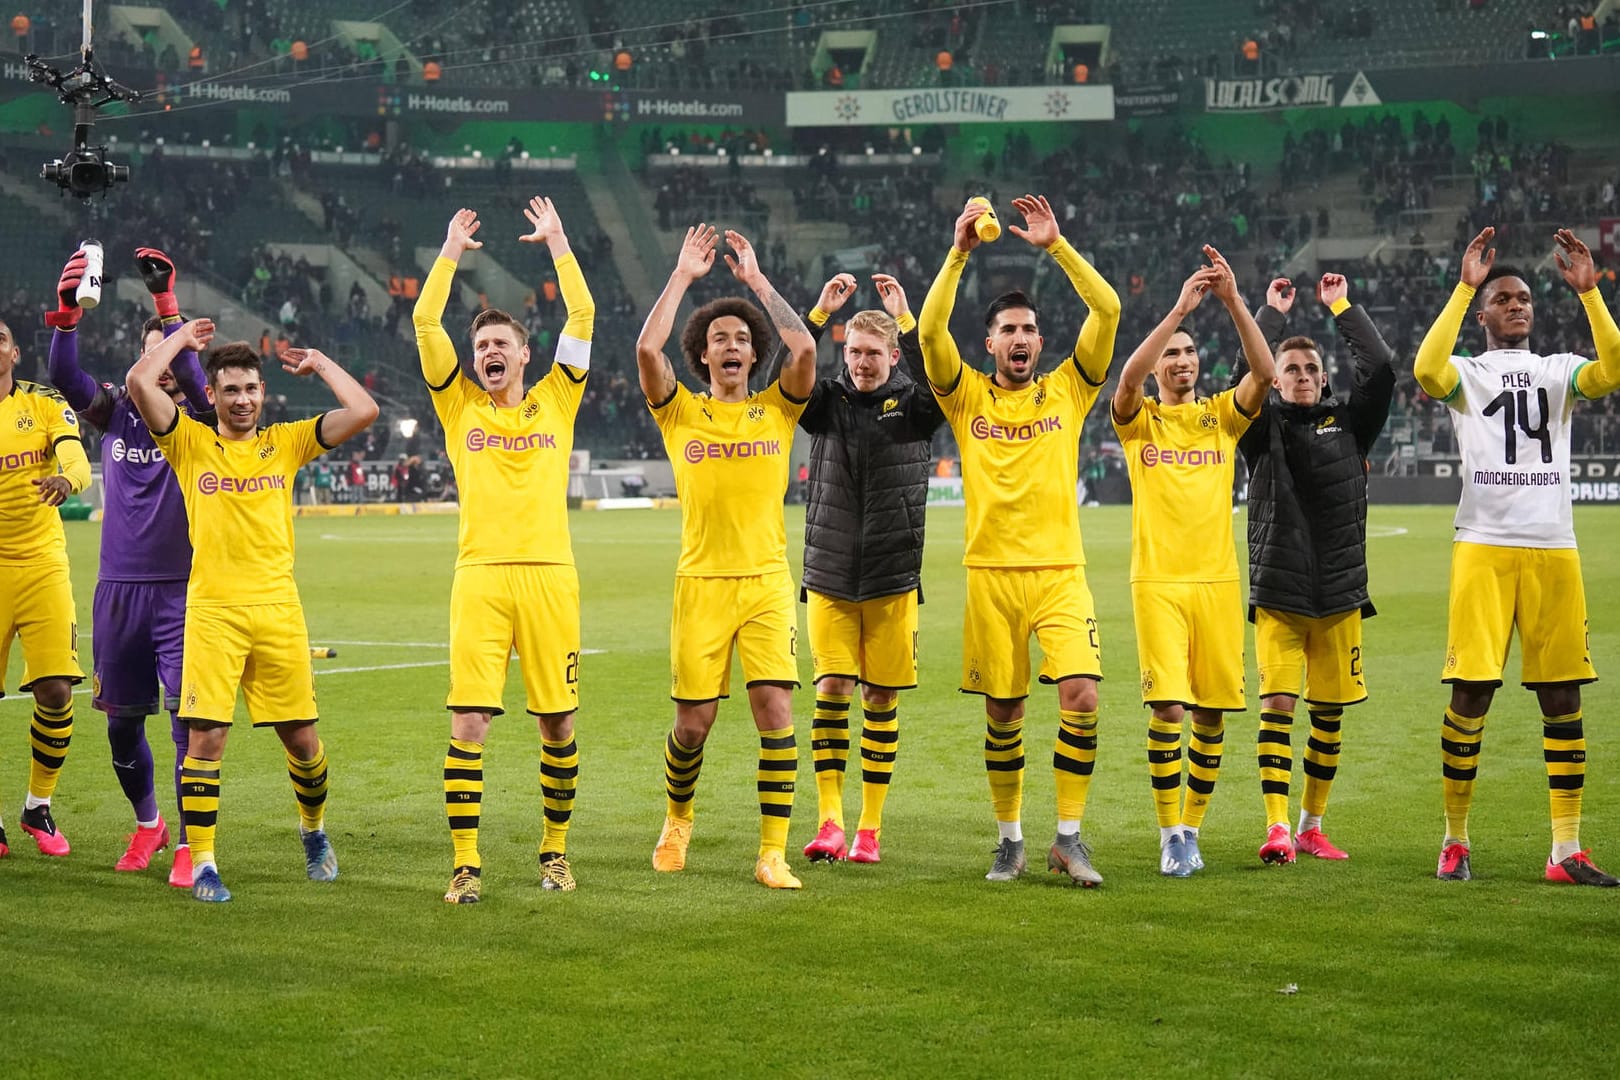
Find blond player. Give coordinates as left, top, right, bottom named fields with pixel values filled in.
left=0, top=317, right=90, bottom=858
left=1416, top=227, right=1620, bottom=886
left=129, top=321, right=378, bottom=902
left=1111, top=248, right=1274, bottom=878
left=636, top=224, right=817, bottom=890
left=918, top=194, right=1121, bottom=886
left=415, top=200, right=595, bottom=904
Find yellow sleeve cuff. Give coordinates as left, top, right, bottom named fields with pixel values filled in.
left=895, top=311, right=916, bottom=335
left=808, top=307, right=830, bottom=327
left=1329, top=297, right=1351, bottom=317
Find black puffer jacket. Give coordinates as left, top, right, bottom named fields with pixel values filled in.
left=1236, top=302, right=1396, bottom=619
left=795, top=322, right=944, bottom=602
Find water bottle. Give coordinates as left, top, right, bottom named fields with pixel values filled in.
left=76, top=239, right=104, bottom=310
left=968, top=197, right=1000, bottom=243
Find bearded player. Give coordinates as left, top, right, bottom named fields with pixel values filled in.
left=46, top=245, right=210, bottom=886
left=637, top=224, right=817, bottom=890
left=918, top=194, right=1122, bottom=886
left=1415, top=226, right=1620, bottom=886
left=130, top=322, right=378, bottom=902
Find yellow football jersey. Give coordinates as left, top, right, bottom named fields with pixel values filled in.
left=1114, top=389, right=1253, bottom=583
left=153, top=412, right=329, bottom=606
left=651, top=381, right=805, bottom=577
left=432, top=367, right=584, bottom=568
left=935, top=358, right=1102, bottom=568
left=0, top=380, right=89, bottom=565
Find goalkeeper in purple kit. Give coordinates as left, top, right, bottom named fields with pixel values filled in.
left=46, top=246, right=210, bottom=887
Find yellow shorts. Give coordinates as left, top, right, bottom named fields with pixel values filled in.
left=448, top=563, right=580, bottom=716
left=1443, top=542, right=1596, bottom=687
left=806, top=589, right=918, bottom=690
left=1256, top=607, right=1366, bottom=707
left=961, top=567, right=1101, bottom=699
left=1132, top=580, right=1246, bottom=710
left=0, top=558, right=84, bottom=695
left=180, top=603, right=315, bottom=726
left=670, top=571, right=799, bottom=701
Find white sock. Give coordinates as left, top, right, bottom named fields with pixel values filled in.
left=24, top=794, right=48, bottom=810
left=997, top=820, right=1023, bottom=843
left=1298, top=812, right=1321, bottom=834
left=137, top=816, right=160, bottom=829
left=1159, top=826, right=1181, bottom=845
left=195, top=857, right=218, bottom=873
left=1552, top=839, right=1581, bottom=863
left=1182, top=825, right=1199, bottom=840
left=1442, top=835, right=1467, bottom=849
left=1056, top=819, right=1080, bottom=837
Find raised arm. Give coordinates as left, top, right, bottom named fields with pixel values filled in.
left=638, top=224, right=716, bottom=403
left=1416, top=227, right=1497, bottom=401
left=136, top=246, right=210, bottom=409
left=1113, top=267, right=1217, bottom=423
left=1317, top=273, right=1396, bottom=442
left=128, top=318, right=215, bottom=435
left=42, top=249, right=98, bottom=412
left=416, top=209, right=481, bottom=391
left=765, top=272, right=851, bottom=384
left=725, top=229, right=816, bottom=400
left=34, top=435, right=90, bottom=507
left=1554, top=228, right=1620, bottom=398
left=1206, top=246, right=1274, bottom=415
left=919, top=201, right=986, bottom=392
left=1238, top=276, right=1296, bottom=386
left=281, top=347, right=380, bottom=446
left=519, top=195, right=595, bottom=373
left=1009, top=194, right=1121, bottom=382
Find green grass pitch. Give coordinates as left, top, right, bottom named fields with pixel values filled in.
left=3, top=505, right=1619, bottom=1077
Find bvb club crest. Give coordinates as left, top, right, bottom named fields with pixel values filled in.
left=15, top=414, right=33, bottom=431
left=1141, top=669, right=1156, bottom=694
left=1199, top=412, right=1218, bottom=429
left=747, top=404, right=765, bottom=422
left=258, top=442, right=277, bottom=460
left=524, top=400, right=540, bottom=420
left=1033, top=386, right=1046, bottom=408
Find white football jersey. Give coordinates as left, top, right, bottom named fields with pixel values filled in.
left=1445, top=349, right=1589, bottom=547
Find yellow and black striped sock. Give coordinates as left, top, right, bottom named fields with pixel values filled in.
left=1147, top=714, right=1183, bottom=828
left=286, top=740, right=329, bottom=833
left=1543, top=711, right=1585, bottom=853
left=1301, top=709, right=1343, bottom=822
left=444, top=738, right=483, bottom=870
left=27, top=699, right=74, bottom=801
left=181, top=755, right=222, bottom=869
left=984, top=714, right=1024, bottom=825
left=757, top=725, right=797, bottom=858
left=1183, top=716, right=1226, bottom=831
left=664, top=730, right=703, bottom=822
left=1441, top=707, right=1484, bottom=843
left=1053, top=709, right=1098, bottom=823
left=856, top=702, right=899, bottom=833
left=540, top=735, right=578, bottom=856
left=810, top=691, right=852, bottom=828
left=1257, top=708, right=1293, bottom=828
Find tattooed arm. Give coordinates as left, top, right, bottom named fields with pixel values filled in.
left=724, top=229, right=817, bottom=401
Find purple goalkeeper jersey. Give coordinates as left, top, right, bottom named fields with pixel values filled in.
left=50, top=326, right=210, bottom=583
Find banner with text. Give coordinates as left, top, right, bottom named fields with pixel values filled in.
left=0, top=56, right=781, bottom=126
left=786, top=85, right=1113, bottom=126
left=1203, top=73, right=1338, bottom=113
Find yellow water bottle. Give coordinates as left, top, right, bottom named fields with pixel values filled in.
left=969, top=196, right=1000, bottom=242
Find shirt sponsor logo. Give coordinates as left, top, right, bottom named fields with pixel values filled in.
left=1141, top=445, right=1226, bottom=467
left=682, top=438, right=782, bottom=464
left=109, top=438, right=164, bottom=464
left=465, top=428, right=558, bottom=452
left=197, top=471, right=287, bottom=495
left=968, top=415, right=1062, bottom=441
left=0, top=448, right=45, bottom=470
